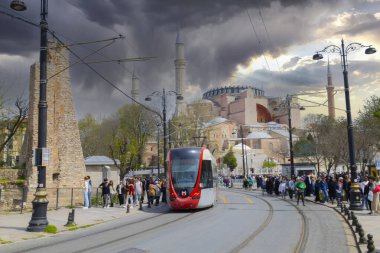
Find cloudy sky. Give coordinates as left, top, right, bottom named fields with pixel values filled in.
left=0, top=0, right=379, bottom=120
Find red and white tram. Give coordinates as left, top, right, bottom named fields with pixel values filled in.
left=167, top=147, right=217, bottom=210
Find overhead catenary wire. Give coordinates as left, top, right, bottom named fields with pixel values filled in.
left=49, top=31, right=163, bottom=120
left=246, top=10, right=271, bottom=71
left=258, top=7, right=281, bottom=72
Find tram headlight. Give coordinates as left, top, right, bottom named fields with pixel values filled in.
left=199, top=183, right=204, bottom=188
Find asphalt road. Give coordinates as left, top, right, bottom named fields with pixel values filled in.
left=1, top=189, right=354, bottom=253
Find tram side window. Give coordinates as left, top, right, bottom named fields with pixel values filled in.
left=200, top=160, right=213, bottom=188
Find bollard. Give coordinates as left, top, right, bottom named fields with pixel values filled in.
left=65, top=209, right=76, bottom=226
left=367, top=234, right=375, bottom=253
left=351, top=212, right=358, bottom=227
left=344, top=206, right=349, bottom=216
left=355, top=222, right=361, bottom=233
left=126, top=204, right=130, bottom=213
left=340, top=204, right=344, bottom=213
left=139, top=200, right=143, bottom=211
left=347, top=211, right=352, bottom=220
left=358, top=225, right=367, bottom=244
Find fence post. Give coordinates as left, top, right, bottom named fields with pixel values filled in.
left=96, top=188, right=99, bottom=207
left=56, top=188, right=59, bottom=210
left=71, top=188, right=74, bottom=207
left=20, top=186, right=25, bottom=214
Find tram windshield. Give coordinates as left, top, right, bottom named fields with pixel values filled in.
left=170, top=148, right=200, bottom=189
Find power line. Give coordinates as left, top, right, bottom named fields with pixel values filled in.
left=246, top=10, right=271, bottom=71
left=258, top=7, right=281, bottom=72
left=49, top=31, right=163, bottom=120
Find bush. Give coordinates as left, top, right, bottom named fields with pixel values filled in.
left=44, top=225, right=58, bottom=234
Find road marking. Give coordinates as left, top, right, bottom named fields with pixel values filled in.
left=243, top=196, right=253, bottom=204
left=218, top=194, right=228, bottom=204
left=224, top=191, right=254, bottom=204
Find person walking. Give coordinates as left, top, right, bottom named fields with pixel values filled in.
left=328, top=177, right=336, bottom=204
left=126, top=179, right=135, bottom=208
left=336, top=177, right=344, bottom=207
left=99, top=178, right=110, bottom=208
left=134, top=177, right=143, bottom=206
left=372, top=176, right=380, bottom=214
left=365, top=177, right=375, bottom=215
left=360, top=176, right=369, bottom=210
left=83, top=176, right=90, bottom=209
left=87, top=176, right=92, bottom=208
left=319, top=175, right=329, bottom=204
left=288, top=177, right=295, bottom=200
left=147, top=181, right=156, bottom=207
left=295, top=177, right=306, bottom=206
left=116, top=180, right=125, bottom=207
left=279, top=180, right=287, bottom=199
left=161, top=178, right=167, bottom=203
left=109, top=180, right=115, bottom=207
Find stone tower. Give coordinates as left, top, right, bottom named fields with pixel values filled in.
left=22, top=41, right=86, bottom=207
left=131, top=70, right=140, bottom=103
left=174, top=31, right=187, bottom=116
left=326, top=59, right=336, bottom=118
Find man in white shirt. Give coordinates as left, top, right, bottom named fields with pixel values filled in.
left=134, top=177, right=143, bottom=206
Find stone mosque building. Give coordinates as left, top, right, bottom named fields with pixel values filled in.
left=140, top=32, right=335, bottom=176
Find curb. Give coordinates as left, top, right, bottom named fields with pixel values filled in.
left=304, top=198, right=364, bottom=253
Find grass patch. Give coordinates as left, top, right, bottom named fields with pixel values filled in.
left=66, top=224, right=78, bottom=231
left=79, top=223, right=96, bottom=229
left=0, top=238, right=13, bottom=244
left=44, top=224, right=58, bottom=234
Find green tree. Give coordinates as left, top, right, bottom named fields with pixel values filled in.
left=223, top=148, right=237, bottom=172
left=262, top=160, right=277, bottom=168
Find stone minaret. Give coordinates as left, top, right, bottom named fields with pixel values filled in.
left=326, top=59, right=336, bottom=118
left=21, top=41, right=86, bottom=207
left=131, top=70, right=140, bottom=103
left=174, top=31, right=187, bottom=116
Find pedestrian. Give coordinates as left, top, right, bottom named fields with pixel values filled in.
left=336, top=177, right=344, bottom=207
left=288, top=177, right=295, bottom=200
left=279, top=180, right=286, bottom=199
left=109, top=180, right=115, bottom=207
left=365, top=176, right=374, bottom=215
left=295, top=177, right=306, bottom=206
left=360, top=176, right=369, bottom=210
left=87, top=176, right=92, bottom=208
left=155, top=180, right=161, bottom=206
left=83, top=176, right=90, bottom=209
left=372, top=176, right=380, bottom=214
left=328, top=177, right=336, bottom=204
left=147, top=181, right=156, bottom=206
left=261, top=177, right=266, bottom=195
left=161, top=178, right=167, bottom=203
left=134, top=177, right=143, bottom=206
left=343, top=175, right=351, bottom=202
left=99, top=178, right=110, bottom=208
left=126, top=179, right=135, bottom=208
left=319, top=175, right=329, bottom=204
left=305, top=173, right=312, bottom=197
left=116, top=180, right=125, bottom=207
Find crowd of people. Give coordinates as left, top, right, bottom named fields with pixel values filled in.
left=253, top=173, right=380, bottom=213
left=82, top=176, right=168, bottom=209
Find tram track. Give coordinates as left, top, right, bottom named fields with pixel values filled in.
left=227, top=189, right=274, bottom=253
left=10, top=206, right=200, bottom=253
left=227, top=189, right=308, bottom=253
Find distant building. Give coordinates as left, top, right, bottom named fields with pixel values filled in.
left=84, top=156, right=120, bottom=190
left=199, top=85, right=302, bottom=128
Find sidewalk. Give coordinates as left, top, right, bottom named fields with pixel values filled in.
left=0, top=203, right=155, bottom=245
left=305, top=196, right=380, bottom=253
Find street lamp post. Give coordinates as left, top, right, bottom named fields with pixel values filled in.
left=145, top=89, right=183, bottom=179
left=11, top=0, right=50, bottom=232
left=287, top=95, right=295, bottom=177
left=313, top=39, right=376, bottom=210
left=156, top=123, right=161, bottom=178
left=274, top=95, right=304, bottom=177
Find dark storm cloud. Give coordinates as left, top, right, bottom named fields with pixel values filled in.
left=0, top=0, right=359, bottom=118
